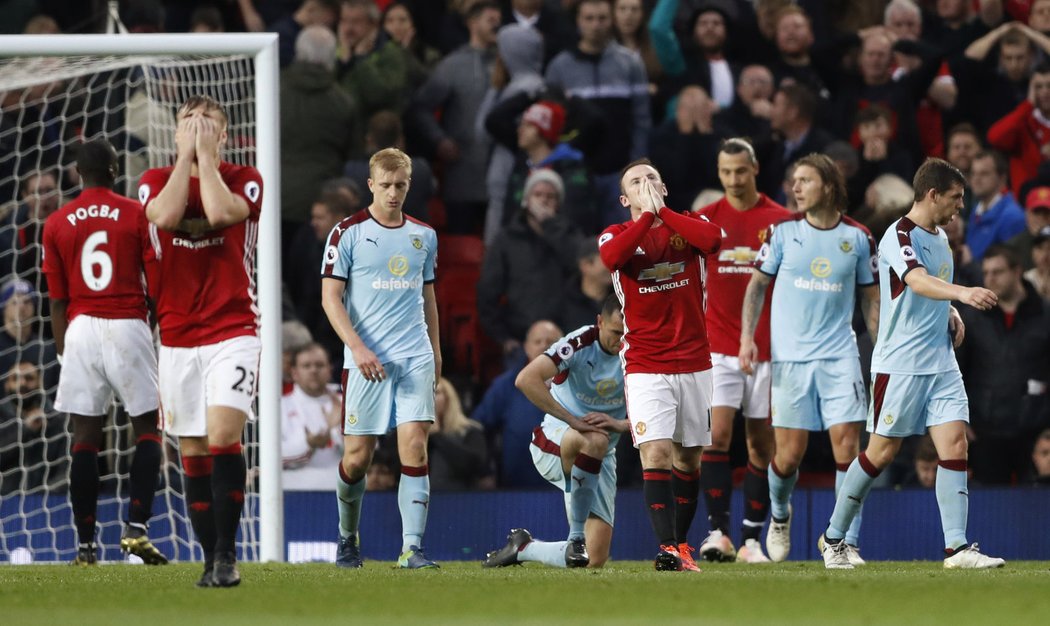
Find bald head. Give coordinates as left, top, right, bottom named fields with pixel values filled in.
left=295, top=25, right=337, bottom=69
left=524, top=320, right=563, bottom=361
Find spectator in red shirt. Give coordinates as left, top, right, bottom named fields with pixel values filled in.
left=988, top=61, right=1050, bottom=195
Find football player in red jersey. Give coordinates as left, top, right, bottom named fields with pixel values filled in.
left=139, top=95, right=263, bottom=588
left=694, top=138, right=791, bottom=564
left=598, top=159, right=722, bottom=571
left=43, top=139, right=166, bottom=567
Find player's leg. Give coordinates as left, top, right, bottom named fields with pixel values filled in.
left=120, top=410, right=167, bottom=565
left=829, top=421, right=863, bottom=555
left=336, top=434, right=375, bottom=568
left=583, top=515, right=613, bottom=568
left=927, top=370, right=1004, bottom=568
left=766, top=427, right=807, bottom=562
left=674, top=369, right=715, bottom=570
left=392, top=355, right=439, bottom=569
left=559, top=427, right=607, bottom=566
left=738, top=360, right=773, bottom=560
left=69, top=414, right=104, bottom=565
left=179, top=435, right=219, bottom=583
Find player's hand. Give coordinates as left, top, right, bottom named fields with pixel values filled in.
left=583, top=412, right=627, bottom=434
left=960, top=286, right=997, bottom=311
left=194, top=116, right=220, bottom=161
left=175, top=116, right=197, bottom=161
left=305, top=427, right=331, bottom=450
left=571, top=414, right=610, bottom=436
left=948, top=306, right=966, bottom=347
left=644, top=179, right=664, bottom=213
left=350, top=344, right=387, bottom=383
left=738, top=337, right=759, bottom=375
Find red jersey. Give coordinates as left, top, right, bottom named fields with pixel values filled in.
left=697, top=194, right=790, bottom=361
left=138, top=161, right=262, bottom=347
left=599, top=208, right=722, bottom=375
left=41, top=187, right=151, bottom=322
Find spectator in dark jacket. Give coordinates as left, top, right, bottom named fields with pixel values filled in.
left=958, top=246, right=1050, bottom=484
left=271, top=0, right=339, bottom=67
left=557, top=239, right=612, bottom=333
left=755, top=82, right=833, bottom=198
left=852, top=104, right=915, bottom=197
left=280, top=26, right=360, bottom=254
left=0, top=360, right=66, bottom=495
left=428, top=378, right=491, bottom=490
left=477, top=170, right=582, bottom=356
left=649, top=85, right=724, bottom=211
left=715, top=64, right=774, bottom=140
left=343, top=111, right=433, bottom=222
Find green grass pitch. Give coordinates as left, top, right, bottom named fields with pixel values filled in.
left=2, top=561, right=1048, bottom=625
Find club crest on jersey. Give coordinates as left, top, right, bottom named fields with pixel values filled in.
left=758, top=228, right=769, bottom=244
left=809, top=257, right=832, bottom=278
left=244, top=181, right=261, bottom=203
left=937, top=263, right=950, bottom=281
left=595, top=378, right=617, bottom=398
left=669, top=233, right=687, bottom=251
left=324, top=245, right=338, bottom=266
left=388, top=255, right=409, bottom=277
left=638, top=261, right=685, bottom=282
left=839, top=239, right=853, bottom=253
left=634, top=421, right=647, bottom=436
left=410, top=235, right=423, bottom=250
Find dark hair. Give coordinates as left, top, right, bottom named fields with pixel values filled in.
left=178, top=94, right=228, bottom=125
left=793, top=152, right=847, bottom=210
left=465, top=0, right=500, bottom=22
left=973, top=149, right=1009, bottom=178
left=982, top=244, right=1022, bottom=270
left=1033, top=60, right=1050, bottom=77
left=576, top=237, right=599, bottom=261
left=776, top=82, right=817, bottom=122
left=719, top=137, right=757, bottom=165
left=946, top=122, right=980, bottom=144
left=601, top=293, right=622, bottom=318
left=912, top=158, right=966, bottom=202
left=856, top=103, right=892, bottom=127
left=189, top=5, right=223, bottom=31
left=315, top=190, right=356, bottom=218
left=1000, top=27, right=1032, bottom=50
left=367, top=110, right=403, bottom=150
left=619, top=157, right=655, bottom=194
left=76, top=139, right=119, bottom=188
left=291, top=341, right=328, bottom=367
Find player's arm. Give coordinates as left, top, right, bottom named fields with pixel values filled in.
left=948, top=305, right=966, bottom=347
left=49, top=298, right=69, bottom=356
left=146, top=117, right=195, bottom=229
left=657, top=206, right=723, bottom=253
left=321, top=277, right=386, bottom=382
left=739, top=270, right=772, bottom=374
left=514, top=356, right=607, bottom=436
left=422, top=283, right=442, bottom=381
left=903, top=267, right=997, bottom=310
left=860, top=284, right=880, bottom=343
left=598, top=213, right=655, bottom=271
left=195, top=117, right=251, bottom=228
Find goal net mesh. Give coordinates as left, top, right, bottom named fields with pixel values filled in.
left=0, top=53, right=261, bottom=563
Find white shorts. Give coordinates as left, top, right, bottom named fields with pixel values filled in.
left=710, top=353, right=771, bottom=418
left=625, top=370, right=713, bottom=448
left=159, top=335, right=261, bottom=437
left=55, top=316, right=159, bottom=417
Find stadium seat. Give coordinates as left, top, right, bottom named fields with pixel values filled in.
left=435, top=235, right=484, bottom=379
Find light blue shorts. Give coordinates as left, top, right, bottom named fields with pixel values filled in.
left=771, top=358, right=867, bottom=431
left=868, top=369, right=969, bottom=438
left=341, top=354, right=435, bottom=436
left=529, top=418, right=617, bottom=527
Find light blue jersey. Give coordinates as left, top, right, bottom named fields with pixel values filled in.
left=543, top=325, right=627, bottom=447
left=756, top=215, right=877, bottom=363
left=321, top=210, right=437, bottom=365
left=870, top=216, right=956, bottom=375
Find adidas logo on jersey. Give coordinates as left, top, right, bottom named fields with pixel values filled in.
left=65, top=204, right=121, bottom=226
left=793, top=276, right=843, bottom=293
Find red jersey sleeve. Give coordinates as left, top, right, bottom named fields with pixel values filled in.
left=41, top=217, right=68, bottom=300
left=137, top=168, right=170, bottom=210
left=658, top=207, right=722, bottom=254
left=226, top=166, right=263, bottom=219
left=598, top=212, right=656, bottom=271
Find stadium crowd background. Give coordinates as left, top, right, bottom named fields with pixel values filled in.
left=1, top=0, right=1049, bottom=498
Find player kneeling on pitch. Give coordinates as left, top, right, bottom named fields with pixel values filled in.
left=484, top=296, right=626, bottom=569
left=43, top=139, right=166, bottom=566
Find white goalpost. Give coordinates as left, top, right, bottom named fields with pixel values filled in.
left=0, top=34, right=283, bottom=563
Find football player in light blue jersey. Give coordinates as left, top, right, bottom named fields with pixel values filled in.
left=740, top=154, right=879, bottom=566
left=819, top=158, right=1006, bottom=570
left=320, top=148, right=441, bottom=570
left=483, top=296, right=627, bottom=569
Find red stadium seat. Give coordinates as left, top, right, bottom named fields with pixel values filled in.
left=435, top=235, right=484, bottom=379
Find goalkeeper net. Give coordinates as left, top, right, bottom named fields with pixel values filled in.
left=0, top=52, right=261, bottom=563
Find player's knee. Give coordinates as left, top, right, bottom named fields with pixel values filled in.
left=342, top=447, right=373, bottom=478
left=773, top=454, right=800, bottom=476
left=581, top=431, right=607, bottom=456
left=130, top=412, right=160, bottom=438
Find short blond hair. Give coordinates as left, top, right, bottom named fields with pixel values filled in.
left=369, top=147, right=412, bottom=178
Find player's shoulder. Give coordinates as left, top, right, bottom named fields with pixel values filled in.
left=769, top=212, right=805, bottom=233
left=219, top=161, right=260, bottom=179
left=755, top=194, right=791, bottom=216
left=139, top=166, right=174, bottom=185
left=547, top=325, right=600, bottom=363
left=404, top=214, right=436, bottom=236
left=840, top=215, right=874, bottom=238
left=598, top=221, right=631, bottom=241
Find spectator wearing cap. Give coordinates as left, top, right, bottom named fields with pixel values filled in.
left=958, top=245, right=1050, bottom=484
left=477, top=169, right=582, bottom=358
left=966, top=150, right=1027, bottom=262
left=988, top=62, right=1050, bottom=197
left=1025, top=226, right=1050, bottom=299
left=0, top=279, right=58, bottom=396
left=649, top=85, right=725, bottom=211
left=649, top=0, right=739, bottom=111
left=497, top=100, right=595, bottom=240
left=1006, top=186, right=1050, bottom=270
left=545, top=0, right=650, bottom=225
left=557, top=239, right=612, bottom=333
left=476, top=25, right=546, bottom=244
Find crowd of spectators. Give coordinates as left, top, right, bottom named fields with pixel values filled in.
left=2, top=0, right=1050, bottom=493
